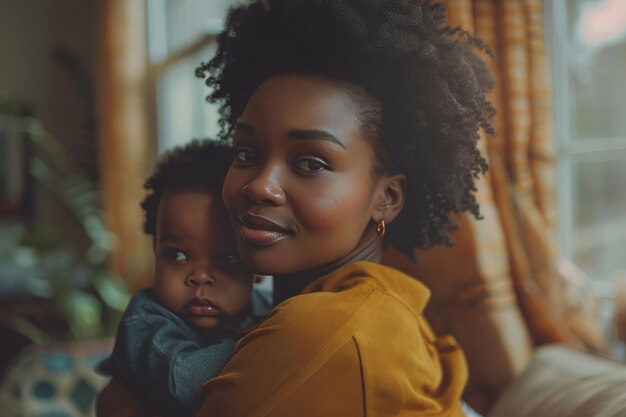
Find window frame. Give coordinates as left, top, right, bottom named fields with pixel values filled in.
left=145, top=0, right=228, bottom=154
left=546, top=0, right=626, bottom=286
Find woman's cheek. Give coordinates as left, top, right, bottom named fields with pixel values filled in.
left=298, top=183, right=370, bottom=231
left=222, top=165, right=246, bottom=208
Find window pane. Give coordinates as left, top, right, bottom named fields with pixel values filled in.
left=571, top=155, right=626, bottom=280
left=566, top=0, right=626, bottom=141
left=148, top=0, right=246, bottom=61
left=156, top=43, right=221, bottom=151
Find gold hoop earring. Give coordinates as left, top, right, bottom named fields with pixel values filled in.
left=376, top=219, right=386, bottom=237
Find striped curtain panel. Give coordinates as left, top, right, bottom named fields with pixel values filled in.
left=384, top=0, right=606, bottom=412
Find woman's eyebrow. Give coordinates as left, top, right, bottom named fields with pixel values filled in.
left=287, top=129, right=346, bottom=149
left=235, top=121, right=346, bottom=149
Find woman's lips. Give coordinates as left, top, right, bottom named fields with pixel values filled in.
left=240, top=225, right=288, bottom=245
left=238, top=212, right=291, bottom=246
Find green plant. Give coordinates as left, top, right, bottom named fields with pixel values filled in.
left=0, top=103, right=130, bottom=343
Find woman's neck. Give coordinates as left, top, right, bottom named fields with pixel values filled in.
left=272, top=225, right=382, bottom=305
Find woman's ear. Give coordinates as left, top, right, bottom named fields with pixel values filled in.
left=372, top=174, right=406, bottom=224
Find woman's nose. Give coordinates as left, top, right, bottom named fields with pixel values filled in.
left=242, top=166, right=286, bottom=206
left=185, top=270, right=216, bottom=287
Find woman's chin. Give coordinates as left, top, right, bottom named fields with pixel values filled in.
left=240, top=250, right=291, bottom=276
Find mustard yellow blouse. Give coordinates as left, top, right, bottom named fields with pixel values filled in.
left=98, top=261, right=468, bottom=417
left=195, top=262, right=467, bottom=417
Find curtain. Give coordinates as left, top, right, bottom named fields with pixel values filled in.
left=95, top=0, right=152, bottom=287
left=385, top=0, right=607, bottom=412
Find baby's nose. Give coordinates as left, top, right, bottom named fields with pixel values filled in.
left=185, top=271, right=216, bottom=287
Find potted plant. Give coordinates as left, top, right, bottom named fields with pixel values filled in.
left=0, top=100, right=131, bottom=417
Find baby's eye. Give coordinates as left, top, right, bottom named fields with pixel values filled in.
left=219, top=253, right=241, bottom=265
left=162, top=248, right=188, bottom=263
left=235, top=148, right=256, bottom=164
left=293, top=158, right=328, bottom=173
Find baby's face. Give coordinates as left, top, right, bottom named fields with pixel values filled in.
left=153, top=187, right=253, bottom=331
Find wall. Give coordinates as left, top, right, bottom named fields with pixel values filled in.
left=0, top=0, right=97, bottom=243
left=0, top=0, right=101, bottom=371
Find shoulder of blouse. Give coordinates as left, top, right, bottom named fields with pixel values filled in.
left=299, top=260, right=431, bottom=316
left=192, top=261, right=467, bottom=417
left=232, top=261, right=435, bottom=357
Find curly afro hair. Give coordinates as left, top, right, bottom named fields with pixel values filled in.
left=196, top=0, right=496, bottom=255
left=141, top=139, right=233, bottom=236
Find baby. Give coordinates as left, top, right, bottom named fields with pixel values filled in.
left=98, top=140, right=272, bottom=417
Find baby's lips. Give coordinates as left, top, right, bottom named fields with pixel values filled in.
left=183, top=295, right=223, bottom=316
left=187, top=303, right=221, bottom=317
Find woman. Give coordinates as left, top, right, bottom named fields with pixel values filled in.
left=98, top=1, right=494, bottom=416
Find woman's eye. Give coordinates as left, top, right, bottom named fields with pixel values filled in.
left=293, top=158, right=328, bottom=173
left=235, top=148, right=256, bottom=164
left=163, top=248, right=188, bottom=263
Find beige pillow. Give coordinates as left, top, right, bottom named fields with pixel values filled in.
left=489, top=345, right=626, bottom=417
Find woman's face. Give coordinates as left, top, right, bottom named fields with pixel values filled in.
left=222, top=74, right=386, bottom=275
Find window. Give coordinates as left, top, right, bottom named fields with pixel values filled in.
left=547, top=0, right=626, bottom=288
left=146, top=0, right=244, bottom=151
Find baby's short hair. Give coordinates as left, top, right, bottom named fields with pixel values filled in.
left=141, top=139, right=233, bottom=236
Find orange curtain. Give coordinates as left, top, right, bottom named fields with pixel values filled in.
left=385, top=0, right=606, bottom=412
left=96, top=0, right=152, bottom=287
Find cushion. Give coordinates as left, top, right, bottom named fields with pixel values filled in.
left=489, top=345, right=626, bottom=417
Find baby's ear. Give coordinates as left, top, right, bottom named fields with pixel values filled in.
left=372, top=174, right=406, bottom=224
